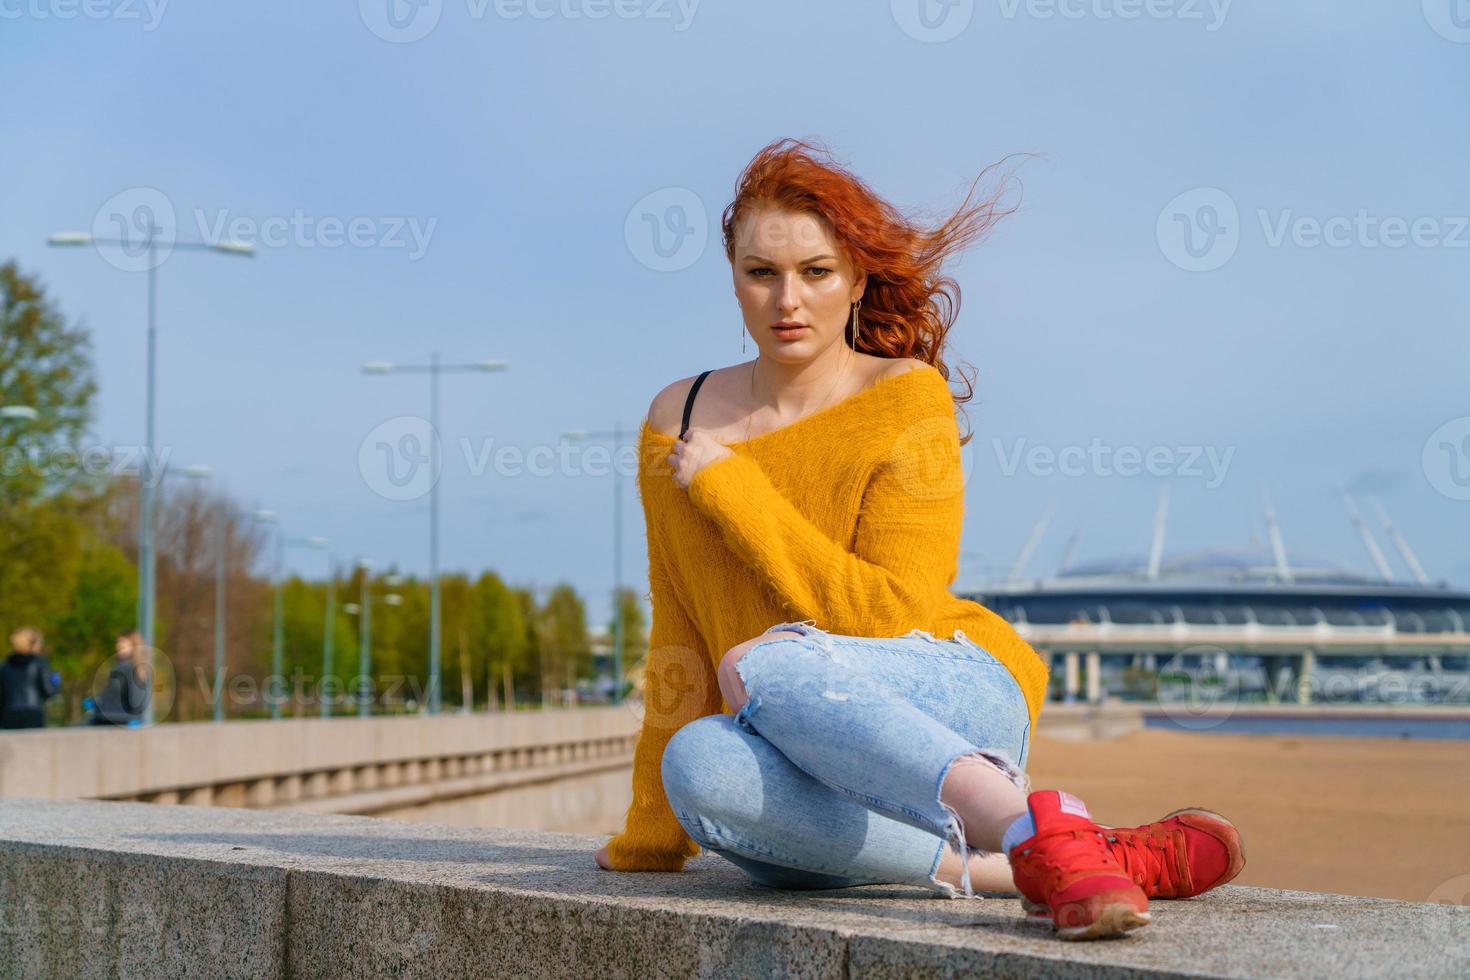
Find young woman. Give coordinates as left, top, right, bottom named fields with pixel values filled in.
left=595, top=139, right=1243, bottom=940
left=89, top=630, right=152, bottom=726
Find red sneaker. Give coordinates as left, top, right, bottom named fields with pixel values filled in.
left=1020, top=807, right=1247, bottom=919
left=1008, top=791, right=1152, bottom=941
left=1103, top=807, right=1246, bottom=899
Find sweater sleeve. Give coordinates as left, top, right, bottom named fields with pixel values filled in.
left=686, top=388, right=965, bottom=638
left=603, top=449, right=725, bottom=871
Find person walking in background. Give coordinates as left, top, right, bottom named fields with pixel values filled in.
left=89, top=630, right=151, bottom=727
left=1, top=627, right=61, bottom=730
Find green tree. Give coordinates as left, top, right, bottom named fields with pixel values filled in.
left=470, top=572, right=529, bottom=710
left=607, top=585, right=647, bottom=702
left=0, top=260, right=98, bottom=505
left=47, top=535, right=136, bottom=722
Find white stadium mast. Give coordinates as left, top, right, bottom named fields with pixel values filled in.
left=1146, top=487, right=1169, bottom=581
left=1343, top=492, right=1393, bottom=582
left=1371, top=498, right=1431, bottom=585
left=1263, top=490, right=1294, bottom=583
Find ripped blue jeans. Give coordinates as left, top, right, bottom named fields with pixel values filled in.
left=660, top=619, right=1031, bottom=900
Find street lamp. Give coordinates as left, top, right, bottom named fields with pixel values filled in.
left=361, top=354, right=509, bottom=714
left=48, top=226, right=254, bottom=683
left=249, top=510, right=284, bottom=719
left=561, top=424, right=637, bottom=704
left=249, top=511, right=330, bottom=720
left=168, top=464, right=220, bottom=723
left=345, top=559, right=403, bottom=718
left=120, top=460, right=217, bottom=727
left=281, top=536, right=332, bottom=719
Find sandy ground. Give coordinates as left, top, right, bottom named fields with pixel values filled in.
left=1025, top=728, right=1470, bottom=903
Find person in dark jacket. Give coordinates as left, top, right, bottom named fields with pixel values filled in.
left=1, top=627, right=61, bottom=729
left=90, top=630, right=151, bottom=727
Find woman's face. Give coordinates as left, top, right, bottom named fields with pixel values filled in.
left=731, top=206, right=866, bottom=361
left=116, top=636, right=133, bottom=658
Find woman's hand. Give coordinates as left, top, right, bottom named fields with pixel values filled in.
left=668, top=428, right=734, bottom=490
left=594, top=844, right=614, bottom=870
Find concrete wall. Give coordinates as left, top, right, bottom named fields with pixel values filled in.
left=3, top=798, right=1466, bottom=979
left=0, top=709, right=639, bottom=823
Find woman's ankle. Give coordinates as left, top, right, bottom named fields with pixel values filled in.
left=935, top=848, right=1018, bottom=893
left=938, top=751, right=1030, bottom=852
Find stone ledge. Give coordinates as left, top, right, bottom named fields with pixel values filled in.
left=0, top=798, right=1465, bottom=979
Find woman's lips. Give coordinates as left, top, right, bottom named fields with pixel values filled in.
left=771, top=325, right=807, bottom=339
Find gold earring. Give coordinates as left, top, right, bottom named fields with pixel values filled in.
left=742, top=323, right=747, bottom=354
left=850, top=299, right=862, bottom=349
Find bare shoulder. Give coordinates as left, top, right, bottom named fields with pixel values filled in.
left=646, top=376, right=697, bottom=439
left=876, top=356, right=932, bottom=381
left=646, top=366, right=741, bottom=438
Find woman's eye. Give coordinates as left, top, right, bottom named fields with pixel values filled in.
left=747, top=267, right=832, bottom=278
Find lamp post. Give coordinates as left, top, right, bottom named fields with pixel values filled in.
left=124, top=460, right=217, bottom=726
left=561, top=424, right=636, bottom=704
left=321, top=552, right=340, bottom=719
left=250, top=513, right=330, bottom=720
left=47, top=227, right=254, bottom=684
left=277, top=537, right=330, bottom=719
left=282, top=536, right=331, bottom=718
left=345, top=560, right=403, bottom=718
left=168, top=464, right=219, bottom=724
left=249, top=510, right=284, bottom=719
left=361, top=354, right=508, bottom=714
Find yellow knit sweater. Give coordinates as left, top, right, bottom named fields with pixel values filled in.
left=603, top=362, right=1051, bottom=871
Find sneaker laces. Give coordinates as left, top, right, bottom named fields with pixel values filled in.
left=1023, top=828, right=1120, bottom=886
left=1105, top=827, right=1179, bottom=895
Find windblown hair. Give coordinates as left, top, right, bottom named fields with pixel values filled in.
left=720, top=138, right=1030, bottom=447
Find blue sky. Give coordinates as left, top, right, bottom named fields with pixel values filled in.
left=4, top=1, right=1468, bottom=625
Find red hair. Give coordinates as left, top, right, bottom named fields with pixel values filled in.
left=720, top=138, right=1030, bottom=447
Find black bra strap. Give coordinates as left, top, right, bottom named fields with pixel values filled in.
left=680, top=370, right=714, bottom=439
